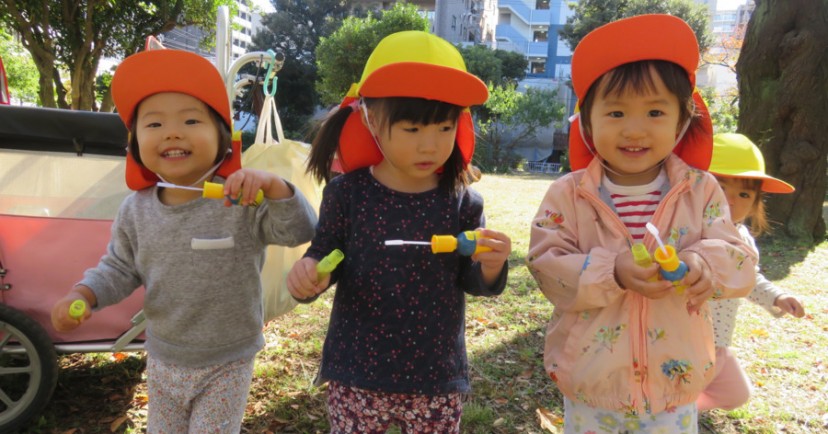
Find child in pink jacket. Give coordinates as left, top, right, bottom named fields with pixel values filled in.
left=527, top=15, right=757, bottom=433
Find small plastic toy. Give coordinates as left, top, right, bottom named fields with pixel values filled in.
left=645, top=223, right=688, bottom=294
left=385, top=231, right=492, bottom=256
left=68, top=299, right=86, bottom=320
left=157, top=181, right=264, bottom=206
left=316, top=249, right=345, bottom=281
left=631, top=243, right=660, bottom=283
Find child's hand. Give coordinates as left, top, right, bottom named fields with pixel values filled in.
left=775, top=294, right=806, bottom=318
left=614, top=249, right=673, bottom=298
left=679, top=251, right=713, bottom=312
left=473, top=228, right=511, bottom=285
left=287, top=257, right=327, bottom=300
left=224, top=168, right=292, bottom=206
left=51, top=286, right=94, bottom=333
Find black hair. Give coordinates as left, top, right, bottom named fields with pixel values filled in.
left=580, top=60, right=699, bottom=138
left=307, top=97, right=469, bottom=192
left=128, top=104, right=232, bottom=167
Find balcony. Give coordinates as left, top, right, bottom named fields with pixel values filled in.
left=496, top=25, right=549, bottom=57
left=498, top=0, right=551, bottom=25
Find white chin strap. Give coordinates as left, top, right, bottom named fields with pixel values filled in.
left=360, top=100, right=393, bottom=169
left=572, top=112, right=692, bottom=178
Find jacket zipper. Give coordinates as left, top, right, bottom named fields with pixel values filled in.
left=578, top=176, right=691, bottom=414
left=576, top=188, right=646, bottom=411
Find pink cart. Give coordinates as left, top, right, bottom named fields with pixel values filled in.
left=0, top=105, right=146, bottom=431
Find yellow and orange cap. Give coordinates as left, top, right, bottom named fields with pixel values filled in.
left=709, top=133, right=794, bottom=194
left=336, top=31, right=488, bottom=173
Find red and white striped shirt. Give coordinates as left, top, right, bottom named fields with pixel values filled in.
left=602, top=171, right=667, bottom=241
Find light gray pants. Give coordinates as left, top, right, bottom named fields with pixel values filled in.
left=146, top=355, right=255, bottom=433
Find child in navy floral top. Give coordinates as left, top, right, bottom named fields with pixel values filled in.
left=286, top=31, right=511, bottom=433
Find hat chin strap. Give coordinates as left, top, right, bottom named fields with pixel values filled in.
left=360, top=100, right=395, bottom=172
left=575, top=113, right=692, bottom=179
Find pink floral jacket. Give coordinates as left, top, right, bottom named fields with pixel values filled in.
left=527, top=154, right=756, bottom=416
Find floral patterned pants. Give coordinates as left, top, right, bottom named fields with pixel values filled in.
left=326, top=381, right=463, bottom=434
left=146, top=355, right=255, bottom=434
left=563, top=397, right=698, bottom=434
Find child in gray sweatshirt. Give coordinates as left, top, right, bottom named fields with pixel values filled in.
left=50, top=49, right=316, bottom=433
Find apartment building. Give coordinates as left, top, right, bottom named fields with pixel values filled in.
left=160, top=0, right=265, bottom=61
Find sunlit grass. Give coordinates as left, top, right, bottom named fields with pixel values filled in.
left=31, top=173, right=828, bottom=433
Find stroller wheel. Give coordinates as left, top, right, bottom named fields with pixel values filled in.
left=0, top=304, right=58, bottom=432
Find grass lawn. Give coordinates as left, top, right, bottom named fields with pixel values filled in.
left=25, top=173, right=828, bottom=433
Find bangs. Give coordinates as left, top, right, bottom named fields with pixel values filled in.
left=738, top=177, right=764, bottom=192
left=600, top=60, right=692, bottom=100
left=367, top=97, right=463, bottom=132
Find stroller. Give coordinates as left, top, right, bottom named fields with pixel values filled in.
left=0, top=104, right=146, bottom=431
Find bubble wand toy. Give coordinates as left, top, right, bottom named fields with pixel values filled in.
left=316, top=249, right=345, bottom=281
left=645, top=222, right=688, bottom=294
left=631, top=243, right=659, bottom=282
left=385, top=231, right=492, bottom=256
left=157, top=181, right=264, bottom=206
left=69, top=299, right=87, bottom=321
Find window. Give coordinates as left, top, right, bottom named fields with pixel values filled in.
left=536, top=0, right=550, bottom=10
left=531, top=61, right=546, bottom=74
left=534, top=30, right=548, bottom=42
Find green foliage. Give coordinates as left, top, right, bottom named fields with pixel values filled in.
left=315, top=3, right=429, bottom=106
left=459, top=45, right=527, bottom=86
left=494, top=49, right=528, bottom=84
left=559, top=0, right=712, bottom=54
left=700, top=86, right=739, bottom=133
left=0, top=27, right=39, bottom=104
left=250, top=0, right=351, bottom=135
left=0, top=0, right=234, bottom=109
left=460, top=45, right=503, bottom=86
left=475, top=84, right=565, bottom=172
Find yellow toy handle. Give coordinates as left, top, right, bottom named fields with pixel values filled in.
left=202, top=181, right=264, bottom=206
left=631, top=243, right=659, bottom=283
left=317, top=249, right=345, bottom=281
left=631, top=243, right=653, bottom=267
left=69, top=299, right=87, bottom=320
left=431, top=231, right=492, bottom=256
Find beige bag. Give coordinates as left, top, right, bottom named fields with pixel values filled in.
left=242, top=94, right=321, bottom=322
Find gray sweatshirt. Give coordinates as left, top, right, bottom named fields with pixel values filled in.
left=81, top=183, right=316, bottom=367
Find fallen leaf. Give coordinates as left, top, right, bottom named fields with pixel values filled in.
left=112, top=352, right=128, bottom=362
left=519, top=368, right=533, bottom=379
left=493, top=417, right=505, bottom=426
left=536, top=407, right=563, bottom=433
left=751, top=329, right=769, bottom=338
left=134, top=393, right=149, bottom=406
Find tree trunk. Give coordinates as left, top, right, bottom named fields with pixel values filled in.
left=737, top=0, right=828, bottom=242
left=35, top=65, right=57, bottom=108
left=53, top=68, right=69, bottom=109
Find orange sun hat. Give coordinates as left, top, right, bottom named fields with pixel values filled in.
left=336, top=31, right=489, bottom=173
left=111, top=49, right=239, bottom=190
left=708, top=133, right=794, bottom=194
left=568, top=14, right=713, bottom=171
